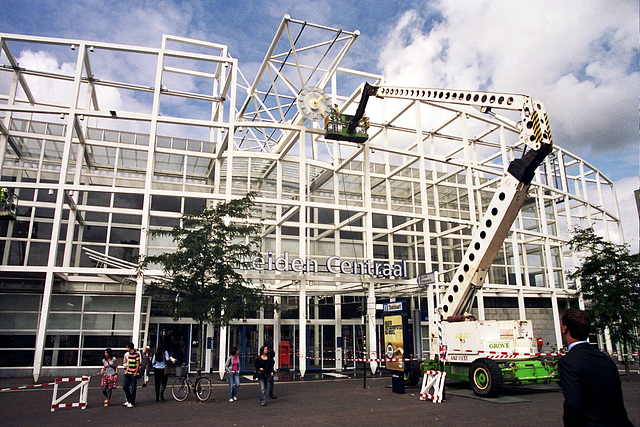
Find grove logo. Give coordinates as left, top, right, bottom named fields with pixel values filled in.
left=488, top=342, right=510, bottom=349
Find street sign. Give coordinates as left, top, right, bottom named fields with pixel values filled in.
left=383, top=301, right=403, bottom=312
left=417, top=271, right=436, bottom=286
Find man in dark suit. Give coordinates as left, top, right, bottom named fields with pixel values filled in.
left=558, top=309, right=633, bottom=426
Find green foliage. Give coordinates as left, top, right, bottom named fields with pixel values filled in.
left=568, top=227, right=640, bottom=348
left=141, top=192, right=269, bottom=326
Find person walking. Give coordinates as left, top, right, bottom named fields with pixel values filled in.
left=99, top=348, right=117, bottom=407
left=558, top=309, right=633, bottom=426
left=254, top=345, right=269, bottom=406
left=225, top=347, right=241, bottom=402
left=151, top=343, right=171, bottom=402
left=140, top=346, right=151, bottom=388
left=267, top=348, right=277, bottom=399
left=122, top=342, right=140, bottom=408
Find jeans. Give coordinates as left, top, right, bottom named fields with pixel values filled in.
left=123, top=374, right=138, bottom=405
left=227, top=372, right=240, bottom=400
left=268, top=374, right=275, bottom=398
left=258, top=377, right=267, bottom=403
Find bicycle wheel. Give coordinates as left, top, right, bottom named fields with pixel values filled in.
left=171, top=377, right=190, bottom=401
left=195, top=376, right=212, bottom=402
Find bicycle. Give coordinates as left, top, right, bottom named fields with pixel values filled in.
left=171, top=364, right=212, bottom=402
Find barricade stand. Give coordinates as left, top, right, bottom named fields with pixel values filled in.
left=50, top=376, right=90, bottom=411
left=420, top=370, right=446, bottom=403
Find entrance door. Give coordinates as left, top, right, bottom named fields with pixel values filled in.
left=158, top=324, right=189, bottom=368
left=341, top=324, right=367, bottom=370
left=228, top=324, right=259, bottom=372
left=308, top=324, right=335, bottom=370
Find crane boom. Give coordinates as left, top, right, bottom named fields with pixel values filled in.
left=348, top=83, right=553, bottom=316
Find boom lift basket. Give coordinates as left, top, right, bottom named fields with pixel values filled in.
left=324, top=110, right=369, bottom=143
left=0, top=188, right=18, bottom=220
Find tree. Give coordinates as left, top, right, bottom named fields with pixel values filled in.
left=141, top=192, right=269, bottom=369
left=568, top=227, right=640, bottom=379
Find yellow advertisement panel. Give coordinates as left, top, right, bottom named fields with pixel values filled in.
left=384, top=314, right=405, bottom=371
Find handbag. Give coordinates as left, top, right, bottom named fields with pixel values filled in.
left=164, top=352, right=171, bottom=375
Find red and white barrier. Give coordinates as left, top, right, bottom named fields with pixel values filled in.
left=420, top=370, right=446, bottom=403
left=50, top=376, right=90, bottom=412
left=0, top=381, right=57, bottom=392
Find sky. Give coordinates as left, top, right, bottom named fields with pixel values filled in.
left=1, top=0, right=638, bottom=251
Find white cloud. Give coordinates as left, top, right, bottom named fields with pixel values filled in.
left=378, top=0, right=639, bottom=164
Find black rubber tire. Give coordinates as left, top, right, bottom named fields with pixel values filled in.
left=469, top=358, right=503, bottom=397
left=171, top=377, right=190, bottom=401
left=404, top=360, right=422, bottom=386
left=195, top=377, right=212, bottom=402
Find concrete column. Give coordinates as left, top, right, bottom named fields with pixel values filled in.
left=367, top=282, right=377, bottom=374
left=550, top=290, right=562, bottom=351
left=218, top=323, right=227, bottom=380
left=273, top=296, right=281, bottom=369
left=298, top=278, right=307, bottom=378
left=335, top=295, right=343, bottom=371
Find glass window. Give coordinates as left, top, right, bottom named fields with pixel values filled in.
left=45, top=349, right=78, bottom=366
left=0, top=294, right=41, bottom=311
left=0, top=350, right=34, bottom=367
left=27, top=242, right=50, bottom=266
left=0, top=334, right=36, bottom=348
left=151, top=195, right=181, bottom=213
left=83, top=335, right=130, bottom=349
left=0, top=313, right=39, bottom=329
left=113, top=193, right=143, bottom=209
left=84, top=296, right=134, bottom=312
left=83, top=314, right=115, bottom=330
left=46, top=335, right=80, bottom=347
left=109, top=226, right=141, bottom=244
left=80, top=225, right=108, bottom=243
left=48, top=313, right=81, bottom=330
left=50, top=295, right=83, bottom=311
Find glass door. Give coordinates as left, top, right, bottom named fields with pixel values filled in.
left=228, top=324, right=259, bottom=372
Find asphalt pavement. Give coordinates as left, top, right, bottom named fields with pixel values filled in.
left=1, top=370, right=638, bottom=426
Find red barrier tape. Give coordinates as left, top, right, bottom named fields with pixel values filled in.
left=295, top=350, right=640, bottom=363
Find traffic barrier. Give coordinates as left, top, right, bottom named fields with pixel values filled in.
left=50, top=376, right=90, bottom=412
left=420, top=370, right=446, bottom=403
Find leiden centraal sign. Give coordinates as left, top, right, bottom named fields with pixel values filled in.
left=244, top=251, right=407, bottom=279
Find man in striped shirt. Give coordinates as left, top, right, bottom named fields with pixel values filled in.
left=122, top=342, right=140, bottom=408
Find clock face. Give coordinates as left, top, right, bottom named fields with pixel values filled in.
left=297, top=87, right=331, bottom=121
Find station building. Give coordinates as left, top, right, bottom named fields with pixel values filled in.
left=0, top=17, right=625, bottom=380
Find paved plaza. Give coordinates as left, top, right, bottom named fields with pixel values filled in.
left=1, top=370, right=638, bottom=426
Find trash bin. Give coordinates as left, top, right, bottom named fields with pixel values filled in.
left=391, top=372, right=405, bottom=394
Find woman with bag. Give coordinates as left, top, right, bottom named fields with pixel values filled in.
left=225, top=347, right=241, bottom=402
left=100, top=348, right=117, bottom=406
left=254, top=345, right=269, bottom=406
left=151, top=344, right=170, bottom=402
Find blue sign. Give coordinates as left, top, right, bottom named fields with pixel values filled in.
left=383, top=301, right=404, bottom=312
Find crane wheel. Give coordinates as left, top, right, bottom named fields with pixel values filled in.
left=469, top=358, right=503, bottom=397
left=403, top=360, right=422, bottom=386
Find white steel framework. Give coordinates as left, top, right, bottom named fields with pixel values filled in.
left=0, top=16, right=624, bottom=380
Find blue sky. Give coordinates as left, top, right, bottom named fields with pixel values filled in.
left=1, top=0, right=638, bottom=248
